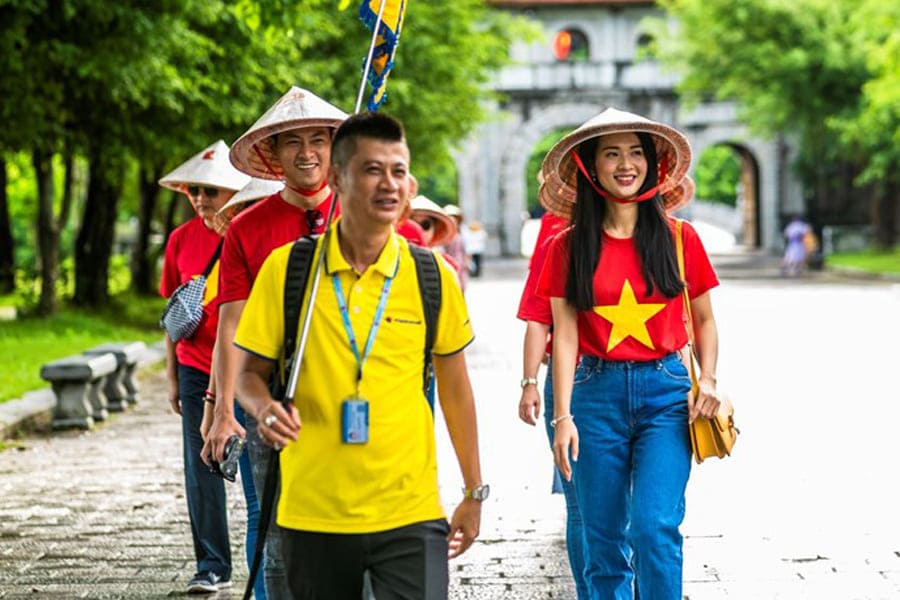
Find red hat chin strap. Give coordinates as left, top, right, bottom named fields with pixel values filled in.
left=286, top=179, right=328, bottom=197
left=253, top=144, right=328, bottom=196
left=569, top=150, right=668, bottom=205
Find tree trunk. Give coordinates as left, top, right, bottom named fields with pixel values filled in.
left=33, top=148, right=59, bottom=315
left=0, top=157, right=15, bottom=294
left=162, top=189, right=180, bottom=250
left=73, top=147, right=122, bottom=307
left=132, top=166, right=162, bottom=296
left=872, top=176, right=898, bottom=249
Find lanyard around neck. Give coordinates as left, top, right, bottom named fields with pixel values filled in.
left=331, top=257, right=398, bottom=389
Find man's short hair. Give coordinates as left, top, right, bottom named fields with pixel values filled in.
left=331, top=112, right=406, bottom=168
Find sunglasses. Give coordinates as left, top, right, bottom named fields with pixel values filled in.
left=419, top=219, right=434, bottom=232
left=187, top=185, right=220, bottom=199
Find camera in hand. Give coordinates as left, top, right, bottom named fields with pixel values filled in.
left=209, top=435, right=245, bottom=482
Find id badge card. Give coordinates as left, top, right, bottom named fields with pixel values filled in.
left=341, top=397, right=369, bottom=444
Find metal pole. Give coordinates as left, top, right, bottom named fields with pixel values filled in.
left=283, top=0, right=389, bottom=406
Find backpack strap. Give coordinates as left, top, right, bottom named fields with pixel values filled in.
left=244, top=235, right=317, bottom=600
left=409, top=244, right=442, bottom=408
left=270, top=235, right=318, bottom=400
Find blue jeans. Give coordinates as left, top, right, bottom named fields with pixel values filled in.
left=178, top=364, right=231, bottom=580
left=542, top=361, right=589, bottom=600
left=571, top=353, right=692, bottom=600
left=235, top=403, right=266, bottom=600
left=246, top=413, right=291, bottom=599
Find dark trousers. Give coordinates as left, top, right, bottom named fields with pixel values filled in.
left=235, top=403, right=267, bottom=600
left=246, top=414, right=291, bottom=598
left=281, top=519, right=450, bottom=600
left=178, top=364, right=231, bottom=579
left=470, top=253, right=483, bottom=278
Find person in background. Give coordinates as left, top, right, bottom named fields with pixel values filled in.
left=442, top=204, right=469, bottom=291
left=204, top=87, right=347, bottom=598
left=394, top=174, right=428, bottom=246
left=782, top=214, right=813, bottom=277
left=461, top=219, right=488, bottom=278
left=410, top=195, right=463, bottom=279
left=212, top=177, right=285, bottom=236
left=538, top=108, right=720, bottom=599
left=516, top=208, right=587, bottom=597
left=158, top=140, right=249, bottom=594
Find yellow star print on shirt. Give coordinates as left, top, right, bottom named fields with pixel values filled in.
left=593, top=279, right=666, bottom=352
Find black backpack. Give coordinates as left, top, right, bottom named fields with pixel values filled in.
left=273, top=234, right=442, bottom=402
left=245, top=235, right=442, bottom=600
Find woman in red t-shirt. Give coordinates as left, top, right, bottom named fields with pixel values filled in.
left=158, top=140, right=250, bottom=594
left=537, top=108, right=721, bottom=599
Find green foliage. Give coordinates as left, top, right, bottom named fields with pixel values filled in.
left=7, top=251, right=135, bottom=313
left=694, top=146, right=740, bottom=207
left=2, top=0, right=532, bottom=306
left=829, top=1, right=900, bottom=187
left=0, top=292, right=166, bottom=403
left=526, top=128, right=569, bottom=216
left=646, top=0, right=900, bottom=201
left=4, top=151, right=85, bottom=276
left=827, top=247, right=900, bottom=275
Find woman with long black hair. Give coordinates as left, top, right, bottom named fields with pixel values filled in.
left=537, top=108, right=721, bottom=599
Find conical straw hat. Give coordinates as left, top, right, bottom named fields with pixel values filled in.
left=664, top=175, right=695, bottom=214
left=410, top=195, right=457, bottom=247
left=158, top=140, right=250, bottom=192
left=218, top=178, right=285, bottom=215
left=230, top=87, right=348, bottom=180
left=539, top=107, right=692, bottom=215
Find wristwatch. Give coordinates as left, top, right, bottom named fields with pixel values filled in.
left=520, top=376, right=539, bottom=389
left=463, top=484, right=490, bottom=502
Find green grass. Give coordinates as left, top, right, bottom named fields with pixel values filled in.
left=0, top=293, right=166, bottom=404
left=828, top=247, right=900, bottom=275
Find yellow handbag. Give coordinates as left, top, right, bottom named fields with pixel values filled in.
left=675, top=220, right=739, bottom=464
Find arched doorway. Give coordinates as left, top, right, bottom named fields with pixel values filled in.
left=691, top=143, right=761, bottom=247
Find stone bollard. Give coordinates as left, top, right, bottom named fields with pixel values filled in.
left=83, top=341, right=147, bottom=411
left=40, top=353, right=118, bottom=429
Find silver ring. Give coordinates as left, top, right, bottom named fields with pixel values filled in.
left=264, top=414, right=277, bottom=428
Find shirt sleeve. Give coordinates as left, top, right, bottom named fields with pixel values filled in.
left=218, top=222, right=253, bottom=305
left=536, top=233, right=570, bottom=300
left=432, top=249, right=474, bottom=356
left=159, top=229, right=182, bottom=298
left=682, top=221, right=720, bottom=299
left=517, top=230, right=554, bottom=324
left=233, top=244, right=290, bottom=360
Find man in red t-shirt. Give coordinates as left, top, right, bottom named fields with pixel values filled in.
left=202, top=87, right=347, bottom=597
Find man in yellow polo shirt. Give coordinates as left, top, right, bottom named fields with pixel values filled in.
left=233, top=112, right=485, bottom=599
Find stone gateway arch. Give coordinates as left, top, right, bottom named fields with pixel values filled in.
left=457, top=0, right=803, bottom=256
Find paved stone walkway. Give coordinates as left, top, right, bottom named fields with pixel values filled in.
left=3, top=254, right=900, bottom=598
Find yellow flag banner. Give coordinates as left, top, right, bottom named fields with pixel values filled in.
left=359, top=0, right=407, bottom=111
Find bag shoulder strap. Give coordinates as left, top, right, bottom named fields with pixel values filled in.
left=675, top=219, right=693, bottom=342
left=201, top=239, right=225, bottom=277
left=409, top=244, right=442, bottom=403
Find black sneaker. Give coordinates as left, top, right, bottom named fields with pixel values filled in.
left=187, top=572, right=232, bottom=594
